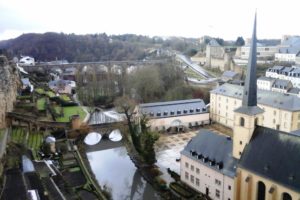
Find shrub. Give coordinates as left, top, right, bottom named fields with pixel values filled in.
left=169, top=182, right=193, bottom=198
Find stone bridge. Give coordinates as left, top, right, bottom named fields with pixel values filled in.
left=88, top=121, right=126, bottom=135
left=7, top=111, right=127, bottom=137
left=22, top=59, right=169, bottom=73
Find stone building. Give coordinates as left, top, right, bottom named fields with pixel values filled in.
left=205, top=40, right=236, bottom=71
left=181, top=14, right=300, bottom=200
left=135, top=99, right=210, bottom=132
left=180, top=130, right=237, bottom=200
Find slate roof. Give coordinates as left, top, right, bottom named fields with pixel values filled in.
left=279, top=47, right=300, bottom=55
left=279, top=36, right=300, bottom=54
left=281, top=67, right=294, bottom=74
left=239, top=126, right=300, bottom=192
left=139, top=99, right=208, bottom=118
left=21, top=78, right=31, bottom=85
left=211, top=83, right=300, bottom=111
left=208, top=39, right=221, bottom=46
left=181, top=129, right=238, bottom=177
left=273, top=79, right=291, bottom=89
left=257, top=76, right=275, bottom=82
left=281, top=36, right=300, bottom=46
left=222, top=71, right=239, bottom=78
left=234, top=106, right=264, bottom=116
left=269, top=66, right=285, bottom=71
left=288, top=87, right=300, bottom=94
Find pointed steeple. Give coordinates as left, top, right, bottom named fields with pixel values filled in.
left=235, top=12, right=263, bottom=115
left=243, top=12, right=257, bottom=107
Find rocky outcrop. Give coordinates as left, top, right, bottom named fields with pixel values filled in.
left=0, top=56, right=20, bottom=128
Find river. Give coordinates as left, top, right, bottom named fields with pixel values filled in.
left=86, top=141, right=161, bottom=200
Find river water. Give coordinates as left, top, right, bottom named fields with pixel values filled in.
left=86, top=141, right=160, bottom=200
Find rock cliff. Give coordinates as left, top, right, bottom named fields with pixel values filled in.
left=0, top=56, right=20, bottom=128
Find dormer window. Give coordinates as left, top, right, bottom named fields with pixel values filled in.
left=183, top=109, right=188, bottom=114
left=196, top=108, right=201, bottom=112
left=177, top=110, right=181, bottom=114
left=190, top=109, right=194, bottom=113
left=170, top=111, right=175, bottom=115
left=163, top=111, right=168, bottom=116
left=157, top=112, right=161, bottom=117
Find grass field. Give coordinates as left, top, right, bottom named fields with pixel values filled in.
left=60, top=94, right=72, bottom=102
left=184, top=67, right=204, bottom=80
left=35, top=88, right=45, bottom=95
left=36, top=98, right=46, bottom=111
left=56, top=106, right=86, bottom=122
left=46, top=91, right=56, bottom=98
left=11, top=127, right=43, bottom=159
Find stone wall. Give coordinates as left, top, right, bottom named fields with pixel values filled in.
left=0, top=56, right=20, bottom=128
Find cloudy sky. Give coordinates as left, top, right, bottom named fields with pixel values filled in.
left=0, top=0, right=299, bottom=41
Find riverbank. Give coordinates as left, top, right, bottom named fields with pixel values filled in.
left=121, top=128, right=176, bottom=199
left=77, top=143, right=111, bottom=199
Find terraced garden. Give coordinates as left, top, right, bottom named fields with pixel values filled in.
left=36, top=97, right=46, bottom=111
left=60, top=94, right=72, bottom=102
left=11, top=128, right=26, bottom=144
left=11, top=127, right=44, bottom=159
left=35, top=88, right=45, bottom=95
left=55, top=106, right=86, bottom=122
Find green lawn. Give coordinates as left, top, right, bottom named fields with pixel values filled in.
left=46, top=91, right=56, bottom=98
left=35, top=88, right=45, bottom=95
left=69, top=167, right=81, bottom=172
left=184, top=67, right=204, bottom=80
left=56, top=106, right=86, bottom=122
left=60, top=94, right=72, bottom=102
left=17, top=95, right=31, bottom=100
left=36, top=98, right=46, bottom=111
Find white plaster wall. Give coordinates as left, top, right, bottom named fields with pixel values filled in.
left=181, top=155, right=234, bottom=200
left=148, top=113, right=210, bottom=131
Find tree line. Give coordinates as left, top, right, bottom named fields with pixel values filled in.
left=0, top=33, right=200, bottom=62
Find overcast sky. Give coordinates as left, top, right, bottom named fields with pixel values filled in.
left=1, top=0, right=299, bottom=41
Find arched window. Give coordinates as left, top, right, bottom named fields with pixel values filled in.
left=255, top=118, right=258, bottom=126
left=240, top=117, right=245, bottom=127
left=257, top=181, right=266, bottom=200
left=282, top=192, right=292, bottom=200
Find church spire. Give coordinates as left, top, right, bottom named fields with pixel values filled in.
left=235, top=12, right=263, bottom=115
left=243, top=12, right=257, bottom=107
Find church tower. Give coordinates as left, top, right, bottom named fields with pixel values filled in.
left=233, top=13, right=264, bottom=159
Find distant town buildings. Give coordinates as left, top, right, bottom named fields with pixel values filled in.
left=48, top=79, right=76, bottom=94
left=275, top=35, right=300, bottom=64
left=239, top=43, right=278, bottom=60
left=205, top=39, right=236, bottom=71
left=266, top=66, right=300, bottom=89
